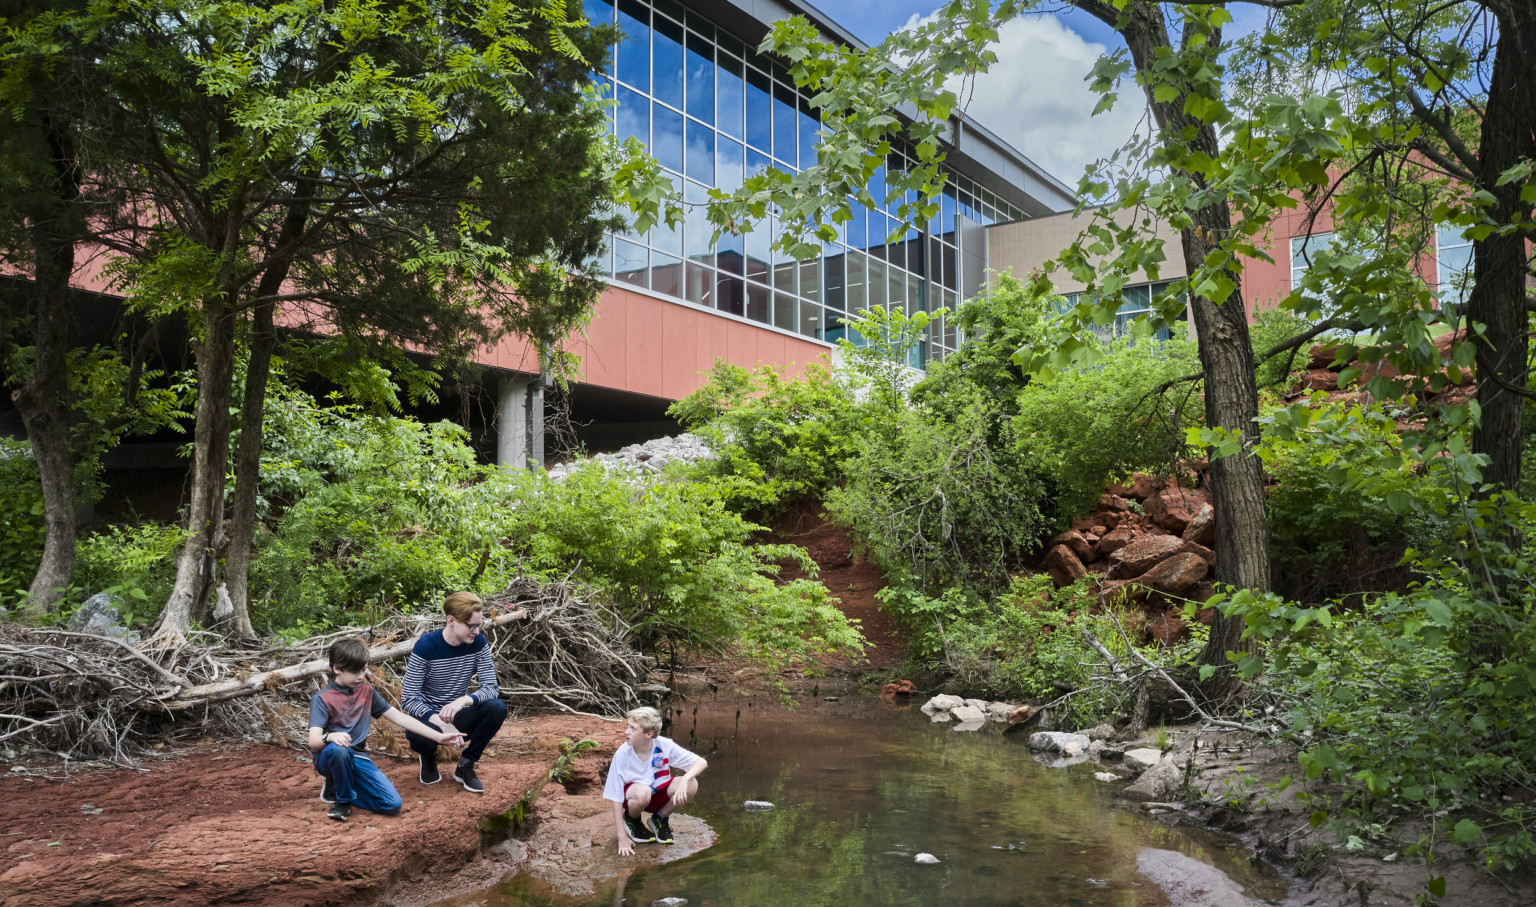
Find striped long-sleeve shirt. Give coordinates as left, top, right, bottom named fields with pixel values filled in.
left=399, top=629, right=499, bottom=720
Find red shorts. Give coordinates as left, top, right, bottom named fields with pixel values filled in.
left=625, top=780, right=672, bottom=813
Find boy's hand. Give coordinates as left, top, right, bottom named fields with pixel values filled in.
left=325, top=731, right=352, bottom=747
left=435, top=729, right=466, bottom=747
left=439, top=695, right=475, bottom=722
left=617, top=837, right=634, bottom=856
left=668, top=784, right=691, bottom=809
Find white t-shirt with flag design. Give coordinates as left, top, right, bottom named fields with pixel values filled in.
left=602, top=736, right=699, bottom=803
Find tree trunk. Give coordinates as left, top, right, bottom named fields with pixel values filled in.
left=1082, top=1, right=1271, bottom=685
left=1467, top=3, right=1535, bottom=499
left=13, top=109, right=83, bottom=615
left=223, top=193, right=310, bottom=639
left=149, top=292, right=237, bottom=647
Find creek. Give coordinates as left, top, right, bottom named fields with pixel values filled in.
left=456, top=694, right=1289, bottom=906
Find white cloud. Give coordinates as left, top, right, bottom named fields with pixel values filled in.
left=906, top=13, right=1147, bottom=191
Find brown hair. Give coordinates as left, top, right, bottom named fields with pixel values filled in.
left=443, top=591, right=484, bottom=624
left=328, top=637, right=368, bottom=674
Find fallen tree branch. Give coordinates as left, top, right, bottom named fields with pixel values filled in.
left=150, top=608, right=527, bottom=711
left=1105, top=613, right=1273, bottom=735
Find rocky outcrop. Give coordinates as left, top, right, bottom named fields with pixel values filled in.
left=545, top=433, right=715, bottom=481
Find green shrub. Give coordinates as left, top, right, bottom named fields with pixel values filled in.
left=829, top=397, right=1048, bottom=599
left=70, top=522, right=187, bottom=625
left=0, top=440, right=45, bottom=609
left=1011, top=333, right=1202, bottom=521
left=670, top=359, right=861, bottom=514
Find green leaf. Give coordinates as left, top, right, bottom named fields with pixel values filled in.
left=1427, top=876, right=1446, bottom=898
left=1451, top=819, right=1480, bottom=844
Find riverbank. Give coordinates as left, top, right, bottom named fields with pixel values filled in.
left=0, top=713, right=634, bottom=906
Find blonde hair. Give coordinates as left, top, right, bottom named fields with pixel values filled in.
left=443, top=591, right=483, bottom=623
left=626, top=706, right=663, bottom=736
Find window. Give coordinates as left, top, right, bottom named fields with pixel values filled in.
left=1289, top=231, right=1336, bottom=290
left=1436, top=224, right=1473, bottom=309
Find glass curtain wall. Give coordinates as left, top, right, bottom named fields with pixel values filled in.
left=586, top=0, right=1025, bottom=364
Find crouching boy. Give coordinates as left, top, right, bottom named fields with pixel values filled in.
left=309, top=638, right=465, bottom=822
left=604, top=706, right=707, bottom=854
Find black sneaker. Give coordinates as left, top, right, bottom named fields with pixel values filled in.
left=651, top=812, right=675, bottom=844
left=454, top=761, right=485, bottom=793
left=327, top=801, right=351, bottom=822
left=419, top=753, right=441, bottom=785
left=320, top=777, right=337, bottom=804
left=623, top=811, right=655, bottom=843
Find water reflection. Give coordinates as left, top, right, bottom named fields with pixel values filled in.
left=452, top=696, right=1289, bottom=906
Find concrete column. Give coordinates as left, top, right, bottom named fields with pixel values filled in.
left=496, top=373, right=544, bottom=471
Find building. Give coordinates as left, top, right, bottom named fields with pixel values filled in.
left=480, top=0, right=1077, bottom=465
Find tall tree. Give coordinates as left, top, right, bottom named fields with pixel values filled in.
left=13, top=0, right=624, bottom=643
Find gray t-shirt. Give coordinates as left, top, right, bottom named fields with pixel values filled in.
left=308, top=680, right=391, bottom=751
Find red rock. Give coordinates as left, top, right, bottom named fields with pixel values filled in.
left=1095, top=527, right=1137, bottom=559
left=1146, top=486, right=1212, bottom=534
left=1097, top=493, right=1134, bottom=512
left=1146, top=611, right=1188, bottom=646
left=1309, top=342, right=1342, bottom=370
left=1182, top=539, right=1216, bottom=564
left=1108, top=534, right=1186, bottom=578
left=1089, top=524, right=1108, bottom=537
left=1099, top=512, right=1122, bottom=530
left=1040, top=544, right=1087, bottom=587
left=1098, top=578, right=1150, bottom=605
left=1070, top=517, right=1100, bottom=533
left=1050, top=529, right=1095, bottom=563
left=1007, top=705, right=1035, bottom=724
left=1195, top=606, right=1217, bottom=625
left=1191, top=582, right=1218, bottom=604
left=1138, top=552, right=1209, bottom=596
left=1293, top=368, right=1338, bottom=392
left=1181, top=504, right=1215, bottom=547
left=1109, top=473, right=1158, bottom=500
left=881, top=679, right=917, bottom=698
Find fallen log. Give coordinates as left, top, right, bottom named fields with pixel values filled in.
left=149, top=607, right=527, bottom=711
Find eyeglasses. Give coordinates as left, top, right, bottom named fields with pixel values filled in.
left=456, top=616, right=484, bottom=633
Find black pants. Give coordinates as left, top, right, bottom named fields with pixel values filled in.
left=405, top=698, right=508, bottom=763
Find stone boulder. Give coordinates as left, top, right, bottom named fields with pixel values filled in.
left=1122, top=747, right=1163, bottom=772
left=1094, top=527, right=1136, bottom=559
left=921, top=694, right=965, bottom=713
left=1108, top=473, right=1159, bottom=500
left=1145, top=486, right=1213, bottom=534
left=950, top=705, right=986, bottom=724
left=1146, top=611, right=1187, bottom=645
left=1082, top=723, right=1116, bottom=741
left=1050, top=529, right=1095, bottom=563
left=986, top=702, right=1016, bottom=723
left=69, top=593, right=138, bottom=641
left=1124, top=757, right=1184, bottom=802
left=1006, top=705, right=1035, bottom=725
left=1096, top=494, right=1134, bottom=513
left=1180, top=504, right=1215, bottom=547
left=1107, top=534, right=1186, bottom=578
left=1040, top=544, right=1087, bottom=587
left=1027, top=732, right=1091, bottom=756
left=881, top=679, right=918, bottom=698
left=1138, top=552, right=1209, bottom=596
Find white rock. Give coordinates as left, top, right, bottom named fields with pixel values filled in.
left=653, top=899, right=688, bottom=907
left=921, top=694, right=966, bottom=713
left=743, top=800, right=775, bottom=811
left=915, top=853, right=941, bottom=864
left=1027, top=731, right=1092, bottom=753
left=1123, top=748, right=1164, bottom=773
left=1124, top=757, right=1184, bottom=802
left=986, top=702, right=1015, bottom=722
left=951, top=720, right=986, bottom=733
left=1094, top=772, right=1120, bottom=783
left=929, top=711, right=953, bottom=723
left=963, top=698, right=989, bottom=711
left=949, top=705, right=986, bottom=724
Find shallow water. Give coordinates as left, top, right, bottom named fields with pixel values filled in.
left=466, top=695, right=1289, bottom=906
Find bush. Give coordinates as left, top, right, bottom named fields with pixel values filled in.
left=669, top=359, right=861, bottom=515
left=0, top=440, right=45, bottom=609
left=1011, top=334, right=1202, bottom=521
left=70, top=522, right=187, bottom=625
left=829, top=397, right=1048, bottom=599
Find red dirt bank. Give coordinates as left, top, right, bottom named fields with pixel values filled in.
left=0, top=714, right=622, bottom=906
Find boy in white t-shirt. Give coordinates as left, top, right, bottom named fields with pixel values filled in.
left=603, top=706, right=708, bottom=854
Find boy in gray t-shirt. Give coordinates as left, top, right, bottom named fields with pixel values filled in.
left=309, top=638, right=464, bottom=821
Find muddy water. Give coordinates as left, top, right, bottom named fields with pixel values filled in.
left=469, top=695, right=1289, bottom=906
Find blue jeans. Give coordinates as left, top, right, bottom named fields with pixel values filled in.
left=314, top=744, right=402, bottom=814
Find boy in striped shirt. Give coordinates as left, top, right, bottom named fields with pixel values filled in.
left=400, top=591, right=508, bottom=793
left=604, top=706, right=708, bottom=853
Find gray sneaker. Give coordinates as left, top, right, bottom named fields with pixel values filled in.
left=327, top=801, right=351, bottom=822
left=454, top=761, right=485, bottom=793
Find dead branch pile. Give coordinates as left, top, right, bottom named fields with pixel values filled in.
left=0, top=576, right=650, bottom=764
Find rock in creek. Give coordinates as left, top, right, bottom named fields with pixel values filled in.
left=1027, top=732, right=1091, bottom=756
left=1124, top=757, right=1184, bottom=801
left=653, top=899, right=688, bottom=907
left=743, top=800, right=775, bottom=811
left=1122, top=748, right=1164, bottom=773
left=915, top=853, right=941, bottom=864
left=921, top=694, right=966, bottom=713
left=950, top=705, right=986, bottom=724
left=1094, top=772, right=1120, bottom=783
